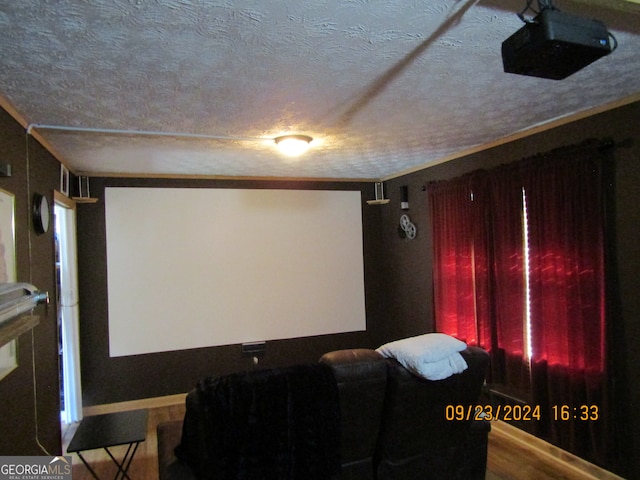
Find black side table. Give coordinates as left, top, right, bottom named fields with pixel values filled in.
left=67, top=409, right=148, bottom=480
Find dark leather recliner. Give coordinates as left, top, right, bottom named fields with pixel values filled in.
left=373, top=347, right=490, bottom=480
left=157, top=346, right=490, bottom=480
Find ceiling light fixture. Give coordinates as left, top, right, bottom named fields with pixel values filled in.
left=274, top=135, right=313, bottom=157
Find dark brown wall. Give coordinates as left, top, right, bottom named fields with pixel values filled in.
left=380, top=101, right=640, bottom=479
left=0, top=108, right=62, bottom=455
left=76, top=177, right=388, bottom=406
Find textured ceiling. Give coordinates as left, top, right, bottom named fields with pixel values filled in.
left=1, top=0, right=639, bottom=180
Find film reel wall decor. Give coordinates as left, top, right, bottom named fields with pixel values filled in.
left=399, top=214, right=417, bottom=240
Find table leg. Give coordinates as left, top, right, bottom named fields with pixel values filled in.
left=105, top=441, right=140, bottom=480
left=120, top=441, right=141, bottom=479
left=76, top=451, right=100, bottom=480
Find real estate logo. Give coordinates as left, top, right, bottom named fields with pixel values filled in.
left=0, top=456, right=72, bottom=480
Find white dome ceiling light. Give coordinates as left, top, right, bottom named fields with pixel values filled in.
left=274, top=135, right=313, bottom=157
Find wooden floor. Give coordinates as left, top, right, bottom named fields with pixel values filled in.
left=485, top=421, right=624, bottom=480
left=62, top=401, right=624, bottom=480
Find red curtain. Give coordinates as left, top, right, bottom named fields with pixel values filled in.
left=522, top=148, right=608, bottom=464
left=428, top=173, right=488, bottom=347
left=487, top=166, right=530, bottom=394
left=429, top=168, right=530, bottom=389
left=522, top=152, right=606, bottom=373
left=428, top=141, right=609, bottom=465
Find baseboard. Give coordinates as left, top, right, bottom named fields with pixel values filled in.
left=82, top=393, right=187, bottom=417
left=490, top=421, right=623, bottom=480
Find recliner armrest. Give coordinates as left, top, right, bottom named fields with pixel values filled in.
left=319, top=348, right=386, bottom=381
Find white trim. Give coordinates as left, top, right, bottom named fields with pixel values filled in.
left=55, top=198, right=83, bottom=423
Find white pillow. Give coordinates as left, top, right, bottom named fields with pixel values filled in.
left=376, top=333, right=468, bottom=380
left=376, top=333, right=467, bottom=363
left=414, top=353, right=468, bottom=380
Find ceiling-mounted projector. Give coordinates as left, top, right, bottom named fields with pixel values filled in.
left=502, top=7, right=614, bottom=80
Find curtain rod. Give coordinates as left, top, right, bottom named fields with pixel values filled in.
left=537, top=137, right=633, bottom=157
left=599, top=137, right=634, bottom=152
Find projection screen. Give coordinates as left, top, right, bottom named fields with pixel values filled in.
left=105, top=187, right=366, bottom=357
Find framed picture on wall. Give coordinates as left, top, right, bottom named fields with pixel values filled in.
left=0, top=188, right=17, bottom=380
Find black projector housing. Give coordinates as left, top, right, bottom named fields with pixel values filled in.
left=502, top=9, right=612, bottom=80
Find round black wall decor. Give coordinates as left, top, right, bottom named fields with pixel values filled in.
left=32, top=193, right=50, bottom=234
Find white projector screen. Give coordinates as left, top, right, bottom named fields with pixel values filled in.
left=105, top=187, right=367, bottom=357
